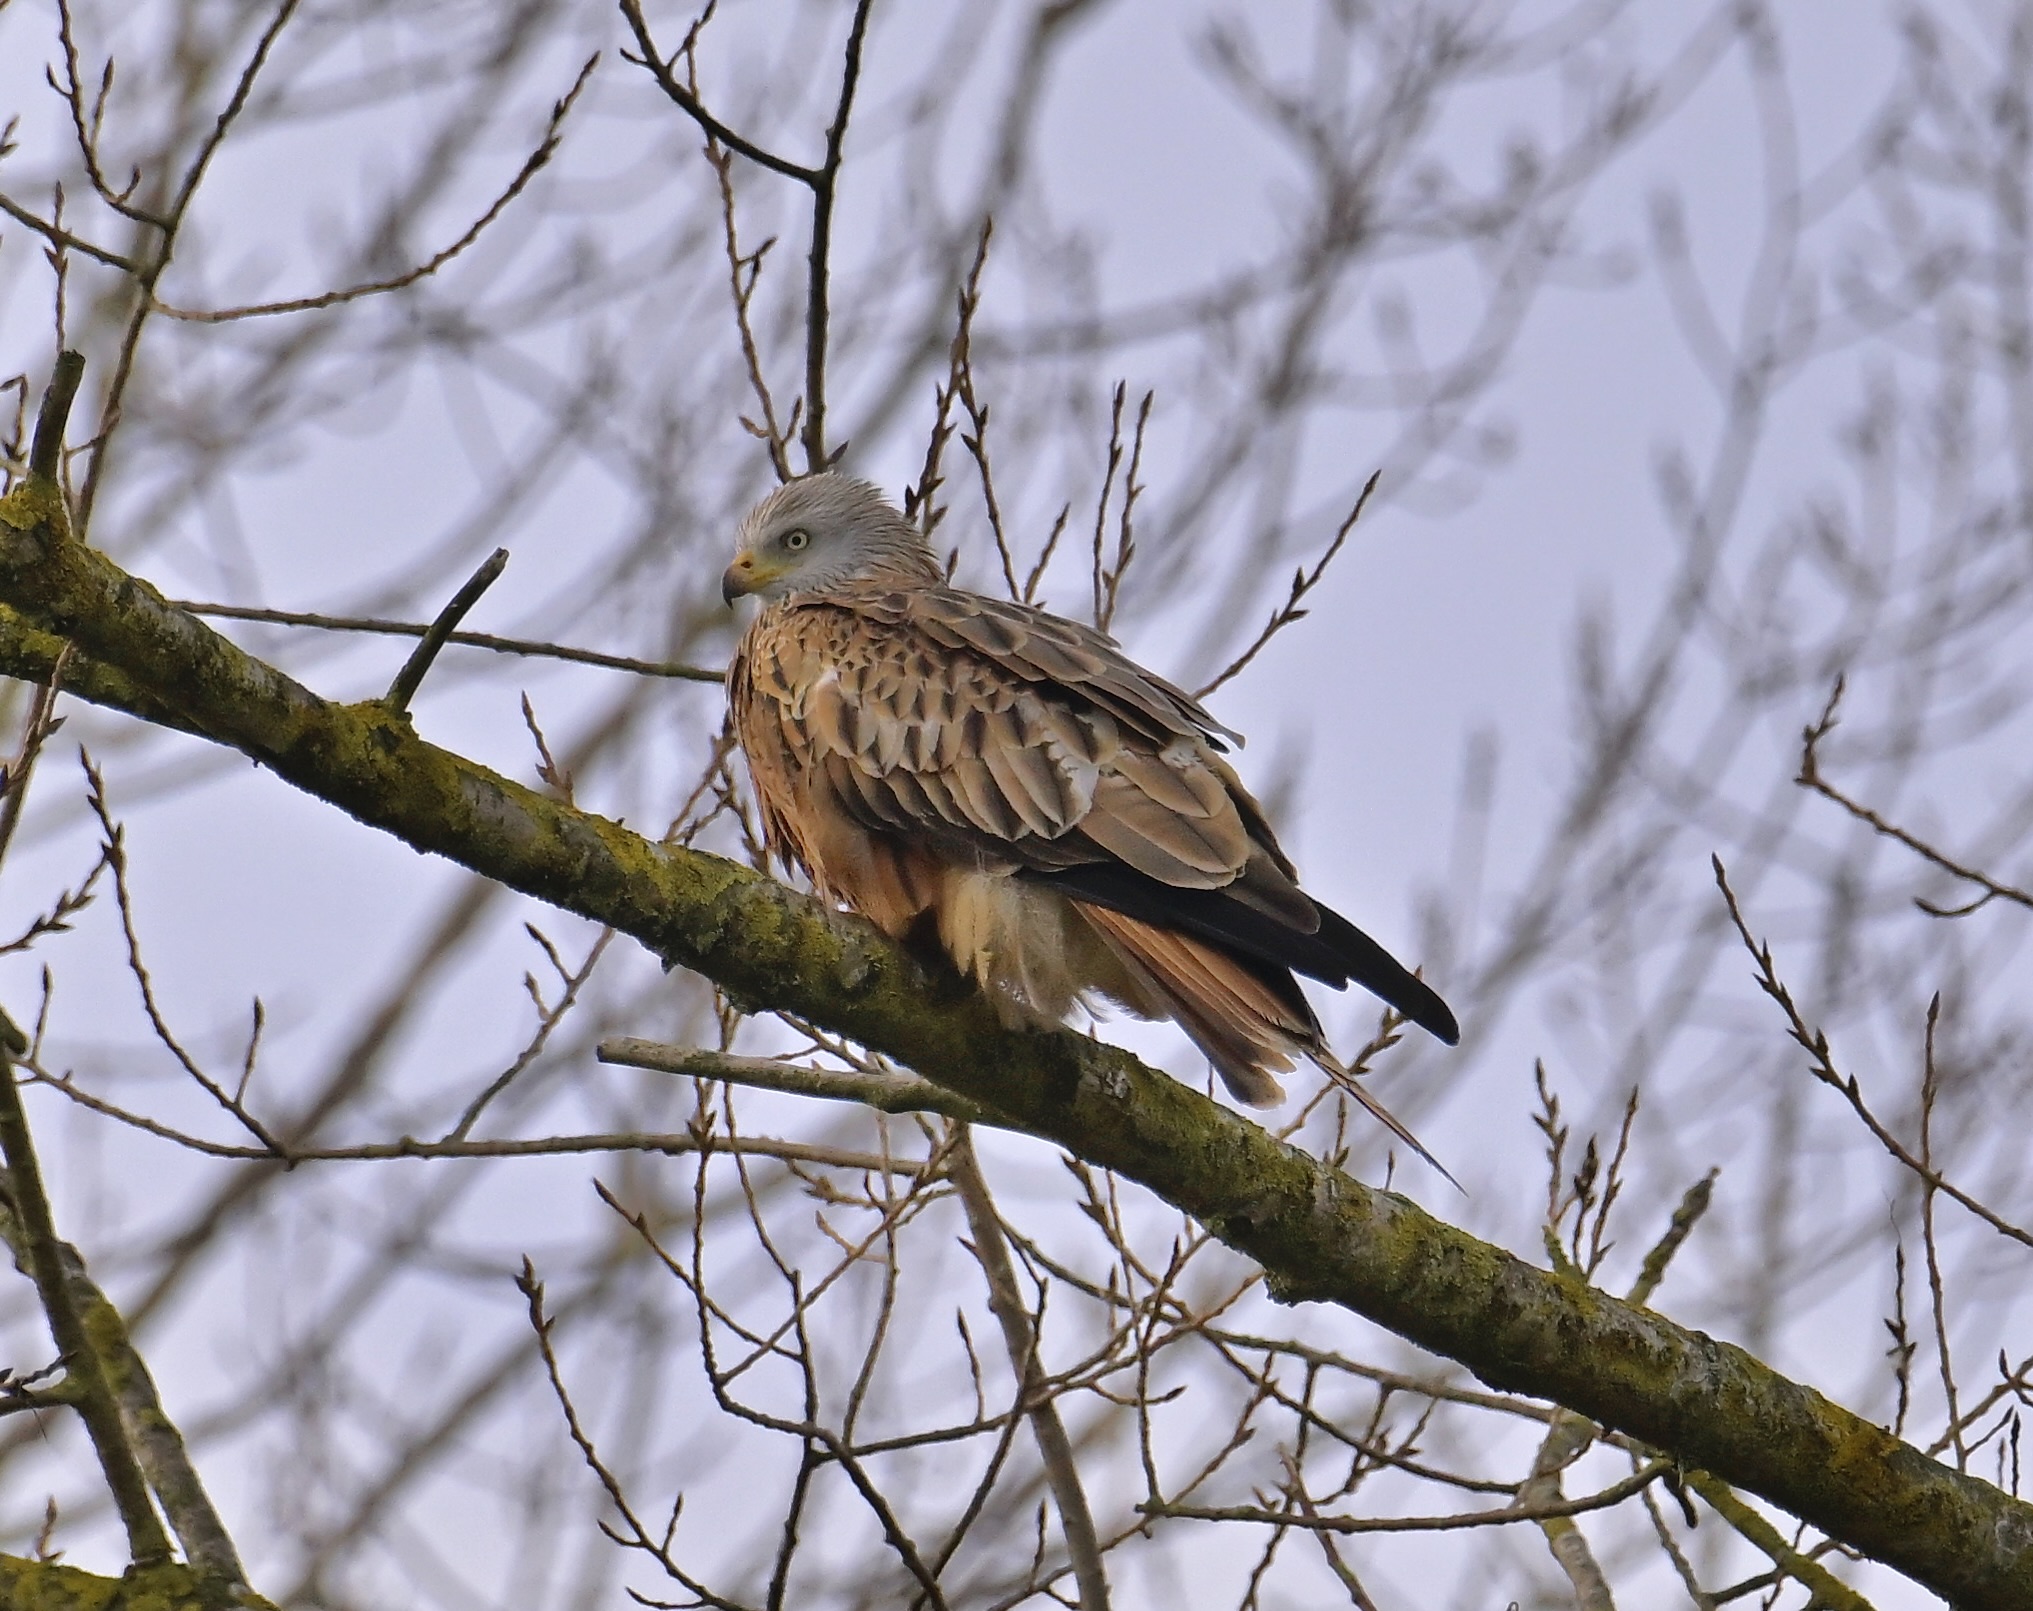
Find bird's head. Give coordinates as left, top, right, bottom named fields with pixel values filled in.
left=722, top=475, right=939, bottom=605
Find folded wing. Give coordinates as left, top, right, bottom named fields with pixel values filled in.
left=728, top=581, right=1458, bottom=1109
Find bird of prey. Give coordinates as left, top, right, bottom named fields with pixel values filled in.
left=722, top=474, right=1458, bottom=1151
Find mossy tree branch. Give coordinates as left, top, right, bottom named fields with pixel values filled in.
left=0, top=383, right=2030, bottom=1606
left=0, top=1214, right=247, bottom=1587
left=0, top=1022, right=170, bottom=1572
left=0, top=1554, right=277, bottom=1611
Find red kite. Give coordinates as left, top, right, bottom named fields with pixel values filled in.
left=724, top=476, right=1457, bottom=1151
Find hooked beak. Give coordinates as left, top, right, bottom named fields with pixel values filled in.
left=721, top=551, right=760, bottom=606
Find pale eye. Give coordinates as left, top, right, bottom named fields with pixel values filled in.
left=782, top=528, right=810, bottom=552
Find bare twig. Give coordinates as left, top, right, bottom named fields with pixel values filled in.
left=1087, top=384, right=1126, bottom=628
left=0, top=639, right=77, bottom=878
left=1195, top=472, right=1379, bottom=699
left=1683, top=1471, right=1878, bottom=1611
left=25, top=1059, right=921, bottom=1172
left=617, top=0, right=823, bottom=183
left=950, top=250, right=1020, bottom=595
left=800, top=0, right=875, bottom=472
left=383, top=548, right=509, bottom=713
left=949, top=1127, right=1109, bottom=1611
left=156, top=0, right=302, bottom=247
left=84, top=753, right=284, bottom=1154
left=171, top=599, right=722, bottom=682
left=1714, top=857, right=2033, bottom=1250
left=705, top=136, right=794, bottom=483
left=1295, top=1483, right=1382, bottom=1609
left=0, top=373, right=28, bottom=472
left=518, top=1259, right=751, bottom=1611
left=519, top=695, right=574, bottom=802
left=908, top=219, right=994, bottom=541
left=1022, top=503, right=1072, bottom=606
left=51, top=1, right=158, bottom=225
left=1628, top=1170, right=1718, bottom=1309
left=1920, top=995, right=1965, bottom=1470
left=1886, top=1241, right=1916, bottom=1441
left=27, top=350, right=84, bottom=484
left=74, top=0, right=306, bottom=537
left=617, top=0, right=869, bottom=471
left=597, top=1039, right=1023, bottom=1131
left=443, top=925, right=613, bottom=1142
left=152, top=55, right=599, bottom=323
left=0, top=845, right=107, bottom=959
left=1798, top=677, right=2033, bottom=916
left=0, top=192, right=142, bottom=274
left=1094, top=390, right=1151, bottom=634
left=1143, top=1460, right=1674, bottom=1533
left=1639, top=1479, right=1716, bottom=1610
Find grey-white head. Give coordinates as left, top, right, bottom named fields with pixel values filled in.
left=721, top=475, right=939, bottom=605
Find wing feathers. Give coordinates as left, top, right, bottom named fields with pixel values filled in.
left=1110, top=745, right=1224, bottom=819
left=1079, top=775, right=1244, bottom=884
left=914, top=588, right=1238, bottom=746
left=947, top=754, right=1024, bottom=839
left=982, top=716, right=1079, bottom=835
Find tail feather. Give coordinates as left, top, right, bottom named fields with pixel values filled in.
left=1073, top=902, right=1458, bottom=1183
left=1309, top=1046, right=1461, bottom=1193
left=1031, top=864, right=1459, bottom=1046
left=1312, top=904, right=1459, bottom=1045
left=1076, top=905, right=1297, bottom=1107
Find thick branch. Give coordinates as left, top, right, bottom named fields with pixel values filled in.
left=0, top=1553, right=276, bottom=1610
left=0, top=1222, right=250, bottom=1586
left=0, top=463, right=2030, bottom=1606
left=54, top=1238, right=245, bottom=1584
left=0, top=605, right=213, bottom=735
left=0, top=1019, right=171, bottom=1568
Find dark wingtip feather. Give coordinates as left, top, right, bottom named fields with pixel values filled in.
left=1402, top=977, right=1460, bottom=1046
left=1031, top=864, right=1464, bottom=1046
left=1311, top=902, right=1459, bottom=1046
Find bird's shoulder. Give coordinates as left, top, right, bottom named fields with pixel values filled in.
left=735, top=580, right=1239, bottom=752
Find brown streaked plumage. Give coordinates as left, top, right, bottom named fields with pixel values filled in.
left=722, top=475, right=1458, bottom=1155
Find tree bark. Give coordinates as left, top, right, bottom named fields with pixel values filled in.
left=0, top=1554, right=276, bottom=1610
